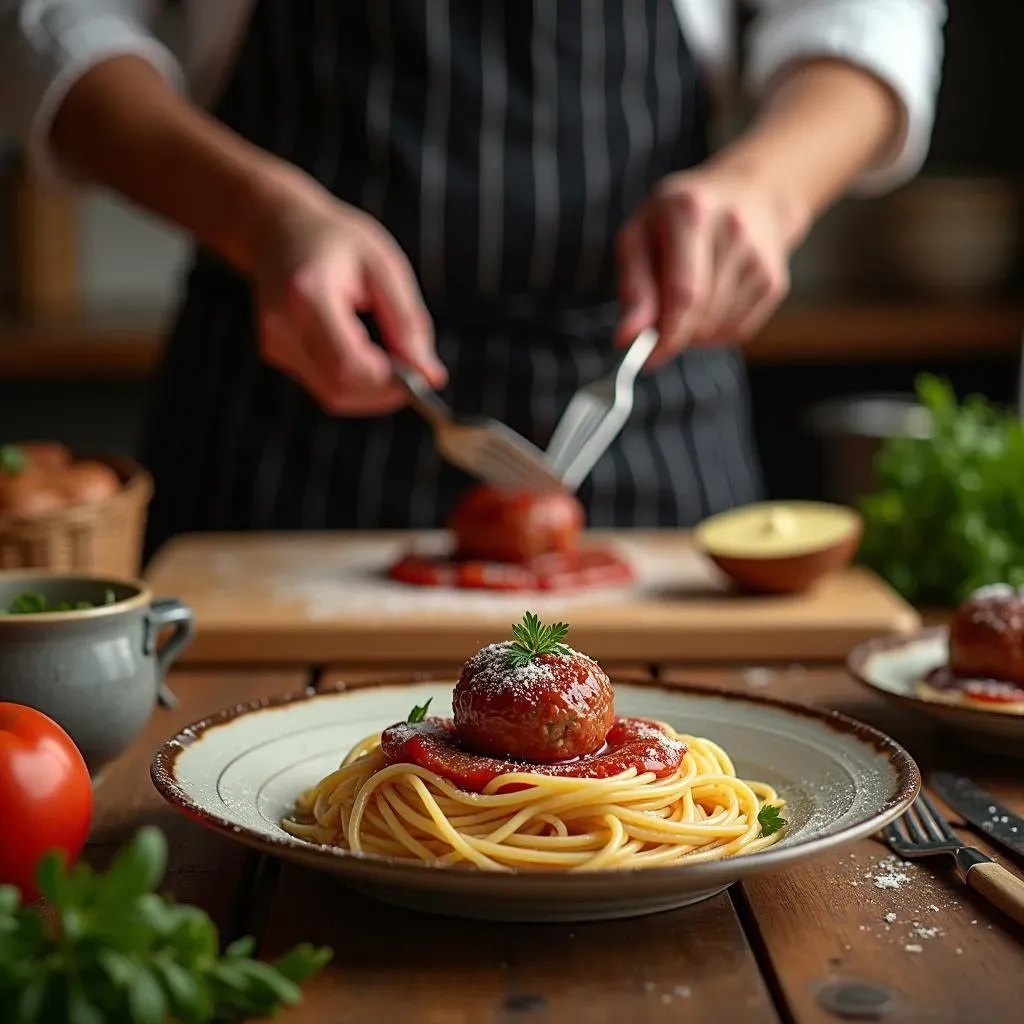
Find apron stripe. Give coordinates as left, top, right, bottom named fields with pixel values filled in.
left=575, top=0, right=608, bottom=294
left=419, top=0, right=451, bottom=295
left=249, top=0, right=302, bottom=529
left=621, top=1, right=653, bottom=221
left=528, top=0, right=559, bottom=294
left=361, top=0, right=392, bottom=222
left=145, top=284, right=222, bottom=547
left=306, top=0, right=356, bottom=528
left=715, top=350, right=760, bottom=504
left=142, top=0, right=762, bottom=553
left=697, top=349, right=736, bottom=509
left=662, top=365, right=704, bottom=523
left=654, top=0, right=683, bottom=174
left=573, top=343, right=612, bottom=527
left=478, top=0, right=507, bottom=295
left=622, top=380, right=659, bottom=528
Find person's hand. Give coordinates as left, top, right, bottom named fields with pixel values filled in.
left=253, top=179, right=444, bottom=415
left=615, top=167, right=808, bottom=365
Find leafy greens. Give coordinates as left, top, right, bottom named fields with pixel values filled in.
left=859, top=374, right=1024, bottom=607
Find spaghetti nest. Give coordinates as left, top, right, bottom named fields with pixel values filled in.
left=282, top=724, right=786, bottom=872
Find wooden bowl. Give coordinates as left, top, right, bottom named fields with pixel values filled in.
left=694, top=501, right=863, bottom=595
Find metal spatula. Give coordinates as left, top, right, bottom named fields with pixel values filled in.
left=545, top=328, right=659, bottom=491
left=393, top=362, right=564, bottom=491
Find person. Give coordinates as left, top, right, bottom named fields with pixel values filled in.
left=0, top=1, right=945, bottom=557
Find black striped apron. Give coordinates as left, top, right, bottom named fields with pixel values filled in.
left=141, top=0, right=762, bottom=560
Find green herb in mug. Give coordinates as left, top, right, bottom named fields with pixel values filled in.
left=3, top=589, right=118, bottom=615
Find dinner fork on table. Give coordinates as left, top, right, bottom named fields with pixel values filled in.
left=545, top=327, right=659, bottom=491
left=882, top=789, right=1024, bottom=926
left=392, top=362, right=564, bottom=491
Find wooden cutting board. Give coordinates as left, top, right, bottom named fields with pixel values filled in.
left=144, top=530, right=920, bottom=665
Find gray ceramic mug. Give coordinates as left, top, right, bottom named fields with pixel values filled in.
left=0, top=573, right=196, bottom=773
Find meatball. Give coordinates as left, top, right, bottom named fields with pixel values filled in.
left=453, top=642, right=614, bottom=763
left=950, top=584, right=1024, bottom=685
left=448, top=485, right=584, bottom=564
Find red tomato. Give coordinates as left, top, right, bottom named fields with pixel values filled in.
left=0, top=703, right=93, bottom=901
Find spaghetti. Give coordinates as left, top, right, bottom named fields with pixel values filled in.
left=282, top=720, right=786, bottom=872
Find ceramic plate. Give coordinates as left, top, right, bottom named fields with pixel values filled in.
left=848, top=627, right=1024, bottom=758
left=152, top=681, right=919, bottom=922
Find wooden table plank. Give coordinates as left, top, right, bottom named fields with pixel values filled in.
left=261, top=869, right=778, bottom=1024
left=661, top=665, right=1024, bottom=1024
left=86, top=669, right=308, bottom=937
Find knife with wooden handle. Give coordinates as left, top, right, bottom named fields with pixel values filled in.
left=931, top=772, right=1024, bottom=861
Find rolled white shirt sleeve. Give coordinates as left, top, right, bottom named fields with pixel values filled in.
left=0, top=0, right=184, bottom=187
left=744, top=0, right=947, bottom=195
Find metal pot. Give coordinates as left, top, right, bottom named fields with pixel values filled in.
left=803, top=394, right=932, bottom=507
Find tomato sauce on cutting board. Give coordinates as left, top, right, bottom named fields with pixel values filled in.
left=388, top=546, right=634, bottom=592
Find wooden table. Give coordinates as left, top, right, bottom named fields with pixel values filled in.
left=88, top=662, right=1024, bottom=1023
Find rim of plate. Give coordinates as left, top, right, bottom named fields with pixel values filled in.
left=847, top=626, right=1023, bottom=723
left=151, top=678, right=921, bottom=883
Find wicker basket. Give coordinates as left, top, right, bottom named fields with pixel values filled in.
left=0, top=455, right=153, bottom=576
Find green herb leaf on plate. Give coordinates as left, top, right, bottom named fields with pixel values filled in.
left=757, top=804, right=786, bottom=837
left=407, top=698, right=432, bottom=723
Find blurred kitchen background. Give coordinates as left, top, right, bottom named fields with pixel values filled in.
left=0, top=0, right=1020, bottom=509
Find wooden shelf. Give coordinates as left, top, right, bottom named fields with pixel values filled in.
left=0, top=310, right=165, bottom=378
left=748, top=301, right=1024, bottom=362
left=1, top=301, right=1022, bottom=380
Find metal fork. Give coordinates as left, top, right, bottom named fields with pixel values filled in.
left=882, top=789, right=1024, bottom=926
left=545, top=328, right=659, bottom=492
left=393, top=362, right=564, bottom=491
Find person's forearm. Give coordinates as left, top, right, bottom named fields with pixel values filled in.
left=708, top=59, right=902, bottom=244
left=51, top=56, right=316, bottom=273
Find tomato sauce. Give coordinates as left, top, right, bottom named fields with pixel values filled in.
left=926, top=666, right=1024, bottom=704
left=388, top=545, right=634, bottom=592
left=380, top=716, right=686, bottom=793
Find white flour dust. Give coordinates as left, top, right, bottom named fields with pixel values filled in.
left=197, top=534, right=720, bottom=621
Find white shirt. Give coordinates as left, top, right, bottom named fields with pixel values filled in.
left=0, top=0, right=945, bottom=194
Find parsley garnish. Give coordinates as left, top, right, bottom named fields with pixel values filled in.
left=507, top=611, right=573, bottom=669
left=757, top=803, right=787, bottom=837
left=0, top=827, right=331, bottom=1022
left=3, top=589, right=117, bottom=615
left=407, top=698, right=433, bottom=723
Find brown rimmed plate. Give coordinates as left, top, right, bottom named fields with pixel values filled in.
left=847, top=628, right=1024, bottom=759
left=151, top=680, right=919, bottom=922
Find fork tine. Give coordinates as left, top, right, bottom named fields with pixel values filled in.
left=902, top=803, right=929, bottom=844
left=917, top=790, right=960, bottom=843
left=486, top=442, right=550, bottom=482
left=548, top=403, right=605, bottom=472
left=479, top=441, right=559, bottom=490
left=910, top=801, right=944, bottom=843
left=881, top=822, right=902, bottom=844
left=547, top=399, right=593, bottom=450
left=466, top=443, right=535, bottom=487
